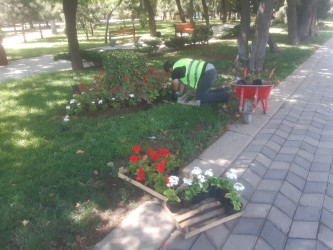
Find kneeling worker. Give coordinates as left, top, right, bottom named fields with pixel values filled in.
left=164, top=58, right=230, bottom=103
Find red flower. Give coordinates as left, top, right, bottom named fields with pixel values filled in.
left=155, top=163, right=165, bottom=173
left=122, top=91, right=126, bottom=95
left=80, top=82, right=85, bottom=86
left=143, top=76, right=148, bottom=81
left=110, top=89, right=115, bottom=93
left=74, top=91, right=79, bottom=94
left=157, top=148, right=170, bottom=156
left=83, top=87, right=89, bottom=92
left=94, top=76, right=100, bottom=80
left=135, top=167, right=144, bottom=181
left=129, top=155, right=138, bottom=163
left=142, top=81, right=147, bottom=85
left=165, top=175, right=170, bottom=184
left=122, top=77, right=127, bottom=81
left=92, top=87, right=98, bottom=92
left=160, top=158, right=168, bottom=163
left=115, top=84, right=120, bottom=89
left=132, top=146, right=141, bottom=152
left=134, top=71, right=138, bottom=75
left=151, top=68, right=155, bottom=72
left=150, top=153, right=159, bottom=161
left=146, top=148, right=154, bottom=154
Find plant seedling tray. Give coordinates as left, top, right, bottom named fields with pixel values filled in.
left=177, top=92, right=200, bottom=106
left=163, top=198, right=242, bottom=239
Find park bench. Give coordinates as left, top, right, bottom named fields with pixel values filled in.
left=174, top=23, right=194, bottom=36
left=109, top=29, right=141, bottom=47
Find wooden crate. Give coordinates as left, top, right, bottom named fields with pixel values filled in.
left=163, top=197, right=242, bottom=239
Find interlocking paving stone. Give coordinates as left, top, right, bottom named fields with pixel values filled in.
left=286, top=239, right=317, bottom=250
left=286, top=172, right=306, bottom=190
left=275, top=130, right=289, bottom=139
left=264, top=169, right=288, bottom=180
left=297, top=149, right=314, bottom=162
left=190, top=233, right=216, bottom=250
left=280, top=181, right=302, bottom=203
left=289, top=221, right=319, bottom=239
left=310, top=162, right=331, bottom=172
left=261, top=221, right=286, bottom=250
left=326, top=185, right=333, bottom=198
left=254, top=238, right=274, bottom=250
left=274, top=193, right=297, bottom=217
left=299, top=194, right=325, bottom=207
left=275, top=153, right=296, bottom=162
left=307, top=130, right=322, bottom=140
left=284, top=140, right=302, bottom=147
left=318, top=225, right=333, bottom=249
left=313, top=154, right=333, bottom=163
left=320, top=209, right=333, bottom=230
left=164, top=230, right=199, bottom=250
left=279, top=146, right=299, bottom=155
left=279, top=124, right=293, bottom=134
left=255, top=153, right=272, bottom=168
left=307, top=172, right=329, bottom=182
left=267, top=206, right=292, bottom=234
left=271, top=134, right=286, bottom=146
left=290, top=163, right=309, bottom=179
left=204, top=224, right=230, bottom=250
left=257, top=179, right=283, bottom=191
left=233, top=218, right=265, bottom=235
left=243, top=203, right=271, bottom=218
left=242, top=169, right=262, bottom=188
left=291, top=129, right=307, bottom=135
left=294, top=206, right=321, bottom=221
left=301, top=141, right=317, bottom=154
left=249, top=161, right=267, bottom=177
left=304, top=136, right=320, bottom=147
left=250, top=191, right=278, bottom=204
left=221, top=235, right=257, bottom=250
left=266, top=140, right=281, bottom=152
left=304, top=181, right=327, bottom=194
left=316, top=240, right=332, bottom=250
left=294, top=156, right=312, bottom=170
left=270, top=161, right=291, bottom=170
left=240, top=179, right=256, bottom=201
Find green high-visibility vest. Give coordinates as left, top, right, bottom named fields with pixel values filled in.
left=173, top=58, right=205, bottom=89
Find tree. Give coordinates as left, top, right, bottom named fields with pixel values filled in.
left=287, top=0, right=298, bottom=44
left=249, top=0, right=275, bottom=72
left=201, top=0, right=209, bottom=25
left=63, top=0, right=83, bottom=70
left=297, top=0, right=318, bottom=42
left=175, top=0, right=186, bottom=22
left=100, top=0, right=123, bottom=44
left=143, top=0, right=157, bottom=36
left=235, top=0, right=250, bottom=68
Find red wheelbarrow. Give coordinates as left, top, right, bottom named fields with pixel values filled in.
left=230, top=81, right=274, bottom=124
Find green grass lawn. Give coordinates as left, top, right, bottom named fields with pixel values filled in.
left=1, top=20, right=333, bottom=249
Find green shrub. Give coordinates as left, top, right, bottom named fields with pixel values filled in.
left=142, top=38, right=162, bottom=54
left=192, top=25, right=213, bottom=44
left=53, top=49, right=103, bottom=66
left=164, top=37, right=186, bottom=50
left=102, top=50, right=148, bottom=87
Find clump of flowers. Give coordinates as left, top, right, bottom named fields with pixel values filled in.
left=126, top=146, right=180, bottom=194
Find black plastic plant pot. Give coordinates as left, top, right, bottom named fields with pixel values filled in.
left=223, top=200, right=242, bottom=215
left=166, top=201, right=182, bottom=213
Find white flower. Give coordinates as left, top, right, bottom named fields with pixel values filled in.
left=183, top=178, right=192, bottom=185
left=111, top=98, right=115, bottom=101
left=22, top=220, right=29, bottom=226
left=66, top=105, right=70, bottom=110
left=63, top=115, right=70, bottom=122
left=234, top=182, right=245, bottom=191
left=191, top=166, right=202, bottom=175
left=82, top=92, right=85, bottom=95
left=73, top=94, right=77, bottom=97
left=205, top=169, right=213, bottom=177
left=70, top=99, right=76, bottom=104
left=197, top=174, right=206, bottom=183
left=129, top=94, right=135, bottom=98
left=98, top=100, right=103, bottom=104
left=167, top=176, right=179, bottom=187
left=91, top=101, right=95, bottom=104
left=226, top=172, right=237, bottom=180
left=77, top=103, right=81, bottom=106
left=148, top=136, right=156, bottom=140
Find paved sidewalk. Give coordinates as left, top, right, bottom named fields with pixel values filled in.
left=95, top=37, right=333, bottom=250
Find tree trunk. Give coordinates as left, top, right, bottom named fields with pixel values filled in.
left=0, top=44, right=8, bottom=65
left=90, top=23, right=94, bottom=36
left=62, top=0, right=83, bottom=70
left=175, top=0, right=186, bottom=23
left=201, top=0, right=209, bottom=26
left=143, top=0, right=156, bottom=36
left=297, top=0, right=317, bottom=42
left=189, top=0, right=195, bottom=25
left=50, top=20, right=58, bottom=34
left=249, top=0, right=275, bottom=72
left=220, top=0, right=227, bottom=24
left=29, top=20, right=34, bottom=30
left=287, top=0, right=298, bottom=45
left=14, top=25, right=17, bottom=34
left=267, top=34, right=280, bottom=53
left=235, top=0, right=250, bottom=68
left=309, top=0, right=318, bottom=37
left=105, top=13, right=112, bottom=44
left=21, top=23, right=27, bottom=43
left=38, top=23, right=44, bottom=39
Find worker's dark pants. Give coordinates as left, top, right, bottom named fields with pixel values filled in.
left=196, top=69, right=229, bottom=103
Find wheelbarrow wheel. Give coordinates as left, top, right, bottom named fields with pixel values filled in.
left=242, top=99, right=253, bottom=124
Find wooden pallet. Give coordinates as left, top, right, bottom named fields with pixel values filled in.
left=163, top=197, right=242, bottom=238
left=177, top=92, right=200, bottom=106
